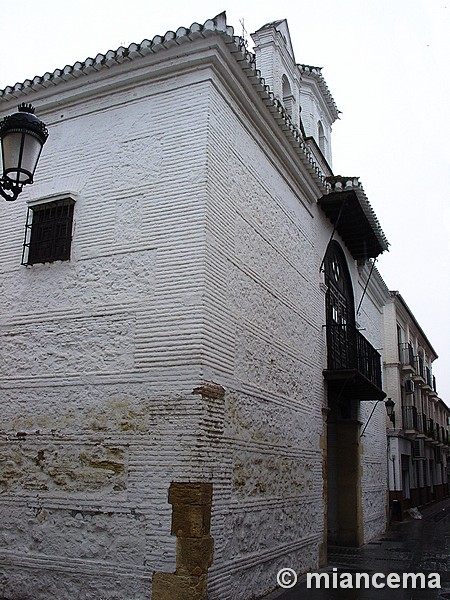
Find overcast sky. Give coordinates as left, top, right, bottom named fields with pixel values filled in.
left=1, top=0, right=449, bottom=401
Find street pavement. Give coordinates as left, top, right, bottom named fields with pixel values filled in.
left=264, top=497, right=450, bottom=600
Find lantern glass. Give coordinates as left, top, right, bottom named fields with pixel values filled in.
left=385, top=399, right=395, bottom=418
left=1, top=129, right=44, bottom=185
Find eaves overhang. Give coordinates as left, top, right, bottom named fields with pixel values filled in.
left=318, top=176, right=389, bottom=261
left=390, top=291, right=438, bottom=359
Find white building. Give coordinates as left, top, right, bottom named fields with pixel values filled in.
left=383, top=292, right=449, bottom=516
left=0, top=14, right=392, bottom=600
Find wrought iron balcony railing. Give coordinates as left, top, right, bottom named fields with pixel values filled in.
left=398, top=342, right=415, bottom=369
left=414, top=355, right=425, bottom=380
left=402, top=405, right=418, bottom=431
left=324, top=323, right=384, bottom=400
left=417, top=413, right=427, bottom=436
left=425, top=367, right=433, bottom=388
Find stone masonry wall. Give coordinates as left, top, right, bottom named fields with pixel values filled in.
left=199, top=79, right=388, bottom=596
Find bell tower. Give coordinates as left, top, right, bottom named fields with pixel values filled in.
left=251, top=20, right=302, bottom=128
left=298, top=64, right=339, bottom=167
left=251, top=20, right=339, bottom=168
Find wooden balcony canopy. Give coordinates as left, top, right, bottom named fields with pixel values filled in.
left=318, top=177, right=389, bottom=261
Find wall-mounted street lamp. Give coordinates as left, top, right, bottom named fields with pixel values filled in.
left=0, top=103, right=48, bottom=201
left=385, top=398, right=395, bottom=427
left=360, top=397, right=396, bottom=437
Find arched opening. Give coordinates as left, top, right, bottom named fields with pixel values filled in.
left=318, top=120, right=326, bottom=154
left=282, top=74, right=294, bottom=116
left=324, top=241, right=355, bottom=358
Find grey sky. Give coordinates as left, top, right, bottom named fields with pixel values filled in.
left=1, top=0, right=449, bottom=401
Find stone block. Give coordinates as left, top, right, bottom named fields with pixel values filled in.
left=168, top=482, right=213, bottom=506
left=152, top=572, right=207, bottom=600
left=176, top=536, right=214, bottom=575
left=192, top=383, right=225, bottom=399
left=171, top=504, right=211, bottom=538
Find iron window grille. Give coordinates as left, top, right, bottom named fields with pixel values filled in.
left=22, top=198, right=75, bottom=266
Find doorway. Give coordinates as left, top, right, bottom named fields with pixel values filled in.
left=326, top=398, right=363, bottom=547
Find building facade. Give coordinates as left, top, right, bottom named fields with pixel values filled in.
left=383, top=292, right=449, bottom=517
left=0, top=14, right=393, bottom=600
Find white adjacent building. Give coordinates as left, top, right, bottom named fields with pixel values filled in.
left=0, top=13, right=393, bottom=600
left=383, top=292, right=449, bottom=516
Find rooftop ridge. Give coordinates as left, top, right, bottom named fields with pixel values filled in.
left=389, top=291, right=438, bottom=359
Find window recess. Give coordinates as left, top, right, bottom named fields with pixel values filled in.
left=22, top=197, right=75, bottom=266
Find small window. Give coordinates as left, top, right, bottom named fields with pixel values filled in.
left=22, top=198, right=75, bottom=266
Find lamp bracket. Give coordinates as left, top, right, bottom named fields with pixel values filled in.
left=0, top=177, right=23, bottom=201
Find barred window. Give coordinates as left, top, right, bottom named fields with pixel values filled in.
left=22, top=198, right=75, bottom=266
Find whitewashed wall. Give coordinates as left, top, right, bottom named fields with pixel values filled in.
left=0, top=26, right=390, bottom=600
left=0, top=69, right=216, bottom=600
left=202, top=79, right=327, bottom=600
left=356, top=269, right=390, bottom=542
left=199, top=74, right=388, bottom=595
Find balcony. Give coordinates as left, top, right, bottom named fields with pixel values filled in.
left=318, top=179, right=389, bottom=261
left=324, top=323, right=386, bottom=401
left=398, top=342, right=415, bottom=372
left=417, top=413, right=427, bottom=437
left=429, top=374, right=438, bottom=397
left=423, top=367, right=433, bottom=392
left=426, top=418, right=440, bottom=445
left=402, top=405, right=418, bottom=433
left=413, top=355, right=425, bottom=383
